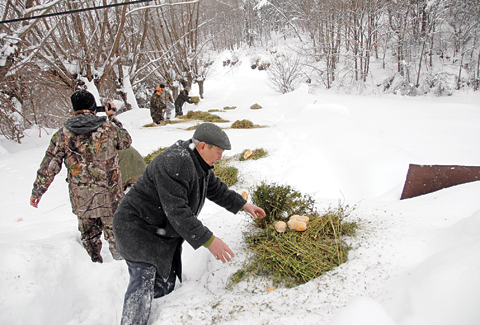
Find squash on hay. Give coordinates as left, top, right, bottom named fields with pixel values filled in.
left=287, top=219, right=307, bottom=231
left=243, top=149, right=253, bottom=160
left=274, top=221, right=287, bottom=233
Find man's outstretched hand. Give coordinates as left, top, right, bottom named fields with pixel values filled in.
left=207, top=204, right=265, bottom=263
left=243, top=203, right=266, bottom=219
left=208, top=237, right=235, bottom=263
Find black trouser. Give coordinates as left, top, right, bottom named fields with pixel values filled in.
left=175, top=100, right=187, bottom=116
left=120, top=260, right=176, bottom=325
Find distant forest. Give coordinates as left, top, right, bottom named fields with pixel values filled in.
left=1, top=0, right=479, bottom=142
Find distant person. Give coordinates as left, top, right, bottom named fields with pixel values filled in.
left=30, top=90, right=132, bottom=263
left=160, top=84, right=174, bottom=120
left=174, top=85, right=193, bottom=117
left=149, top=86, right=165, bottom=124
left=113, top=122, right=266, bottom=325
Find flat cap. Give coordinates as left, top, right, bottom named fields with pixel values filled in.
left=193, top=123, right=231, bottom=150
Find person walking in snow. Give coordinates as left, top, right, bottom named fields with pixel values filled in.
left=30, top=89, right=132, bottom=263
left=149, top=86, right=165, bottom=124
left=113, top=122, right=266, bottom=325
left=174, top=84, right=194, bottom=117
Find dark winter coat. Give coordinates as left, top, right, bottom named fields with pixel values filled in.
left=32, top=109, right=132, bottom=219
left=113, top=139, right=246, bottom=281
left=174, top=89, right=193, bottom=108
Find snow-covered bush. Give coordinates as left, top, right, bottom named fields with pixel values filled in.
left=0, top=94, right=24, bottom=143
left=379, top=74, right=419, bottom=96
left=425, top=72, right=457, bottom=96
left=267, top=53, right=304, bottom=94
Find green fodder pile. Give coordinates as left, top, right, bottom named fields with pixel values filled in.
left=231, top=119, right=255, bottom=129
left=228, top=182, right=357, bottom=288
left=251, top=182, right=317, bottom=228
left=213, top=156, right=238, bottom=187
left=144, top=147, right=167, bottom=165
left=179, top=110, right=229, bottom=123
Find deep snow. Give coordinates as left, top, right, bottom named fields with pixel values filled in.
left=1, top=55, right=480, bottom=325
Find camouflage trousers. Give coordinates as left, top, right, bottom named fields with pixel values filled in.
left=78, top=216, right=123, bottom=263
left=150, top=106, right=165, bottom=124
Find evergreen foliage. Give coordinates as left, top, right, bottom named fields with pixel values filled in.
left=229, top=182, right=358, bottom=288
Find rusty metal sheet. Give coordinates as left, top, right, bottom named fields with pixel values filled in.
left=400, top=164, right=480, bottom=199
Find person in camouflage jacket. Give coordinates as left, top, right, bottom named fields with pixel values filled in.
left=149, top=86, right=165, bottom=124
left=30, top=89, right=132, bottom=263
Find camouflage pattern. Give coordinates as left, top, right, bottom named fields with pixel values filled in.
left=150, top=92, right=165, bottom=123
left=78, top=216, right=122, bottom=262
left=32, top=111, right=131, bottom=218
left=31, top=109, right=131, bottom=261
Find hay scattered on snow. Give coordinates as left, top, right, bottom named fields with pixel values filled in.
left=213, top=156, right=238, bottom=186
left=231, top=119, right=264, bottom=129
left=179, top=110, right=229, bottom=123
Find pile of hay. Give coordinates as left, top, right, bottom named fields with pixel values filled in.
left=231, top=119, right=262, bottom=129
left=143, top=147, right=167, bottom=165
left=213, top=157, right=238, bottom=187
left=228, top=182, right=357, bottom=288
left=179, top=110, right=228, bottom=123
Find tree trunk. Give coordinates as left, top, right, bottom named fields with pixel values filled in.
left=197, top=80, right=204, bottom=99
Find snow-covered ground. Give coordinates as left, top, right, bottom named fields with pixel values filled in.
left=1, top=55, right=480, bottom=325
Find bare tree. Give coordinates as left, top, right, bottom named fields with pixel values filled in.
left=443, top=0, right=480, bottom=89
left=0, top=0, right=65, bottom=142
left=267, top=53, right=303, bottom=93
